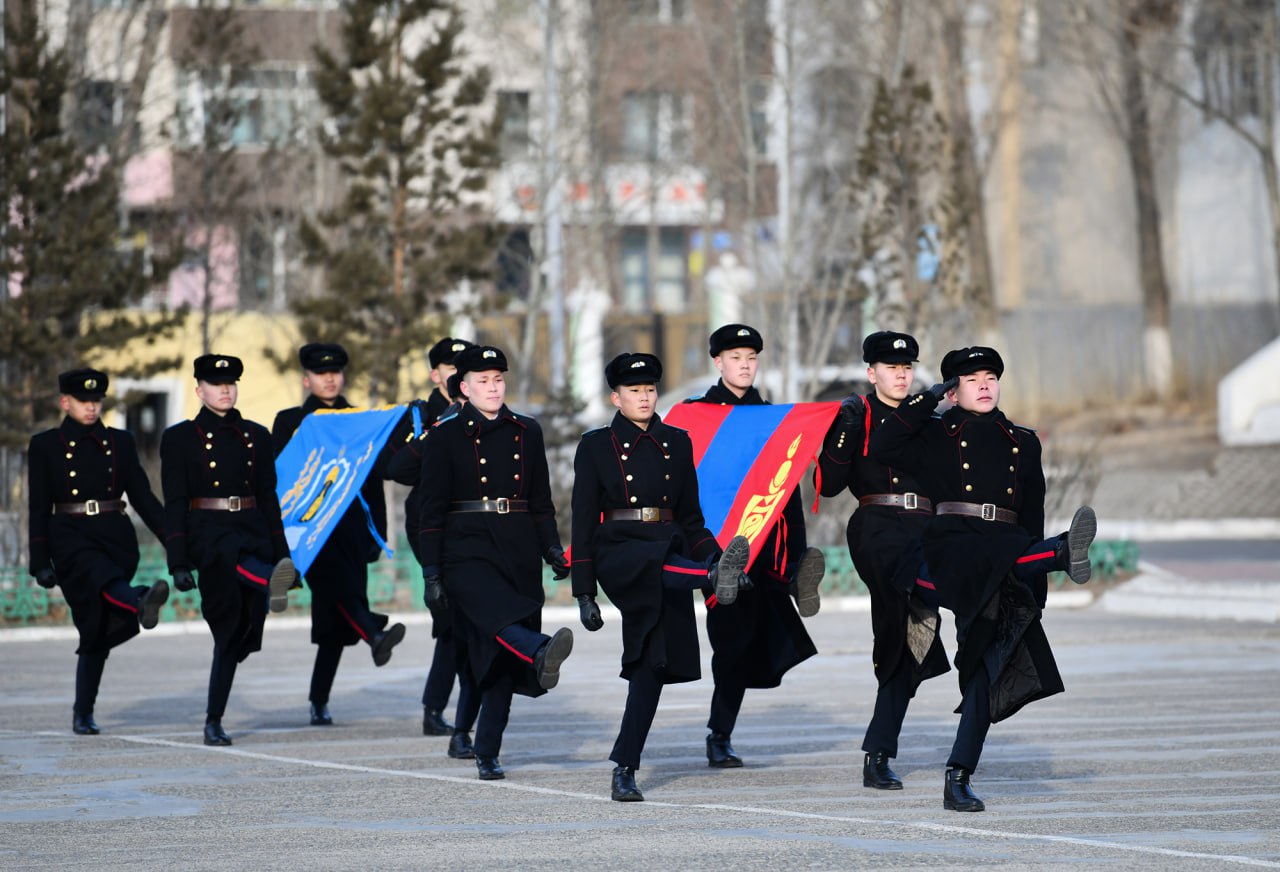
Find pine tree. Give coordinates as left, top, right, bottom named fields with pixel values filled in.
left=0, top=0, right=182, bottom=451
left=298, top=0, right=499, bottom=402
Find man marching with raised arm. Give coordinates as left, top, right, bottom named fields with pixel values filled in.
left=161, top=354, right=296, bottom=746
left=28, top=368, right=169, bottom=735
left=815, top=331, right=950, bottom=790
left=571, top=351, right=752, bottom=802
left=417, top=345, right=574, bottom=781
left=683, top=324, right=825, bottom=768
left=272, top=342, right=406, bottom=727
left=871, top=345, right=1096, bottom=812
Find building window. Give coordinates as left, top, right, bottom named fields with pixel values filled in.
left=620, top=227, right=688, bottom=313
left=1191, top=0, right=1270, bottom=120
left=620, top=91, right=691, bottom=162
left=627, top=0, right=686, bottom=22
left=75, top=80, right=141, bottom=152
left=125, top=392, right=168, bottom=456
left=496, top=228, right=535, bottom=299
left=497, top=90, right=532, bottom=160
left=177, top=66, right=316, bottom=149
left=748, top=79, right=770, bottom=157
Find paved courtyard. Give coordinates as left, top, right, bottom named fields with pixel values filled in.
left=2, top=601, right=1278, bottom=870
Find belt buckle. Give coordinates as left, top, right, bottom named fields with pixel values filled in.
left=227, top=496, right=242, bottom=512
left=495, top=498, right=510, bottom=514
left=641, top=507, right=659, bottom=522
left=902, top=493, right=918, bottom=511
left=981, top=503, right=996, bottom=521
left=85, top=499, right=100, bottom=516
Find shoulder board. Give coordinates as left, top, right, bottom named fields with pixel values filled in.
left=682, top=395, right=704, bottom=404
left=1013, top=424, right=1037, bottom=434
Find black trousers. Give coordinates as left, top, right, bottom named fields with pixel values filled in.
left=74, top=650, right=109, bottom=715
left=610, top=660, right=664, bottom=769
left=422, top=633, right=458, bottom=710
left=206, top=557, right=271, bottom=720
left=309, top=644, right=344, bottom=706
left=452, top=654, right=483, bottom=735
left=707, top=680, right=746, bottom=736
left=862, top=658, right=914, bottom=757
left=471, top=673, right=515, bottom=758
left=948, top=665, right=992, bottom=772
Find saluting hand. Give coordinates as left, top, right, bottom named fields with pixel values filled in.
left=34, top=569, right=57, bottom=590
left=546, top=545, right=571, bottom=580
left=927, top=376, right=959, bottom=400
left=577, top=595, right=603, bottom=632
left=172, top=569, right=196, bottom=592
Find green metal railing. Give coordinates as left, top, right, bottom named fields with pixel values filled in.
left=0, top=539, right=1139, bottom=629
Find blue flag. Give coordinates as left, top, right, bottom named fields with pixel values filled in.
left=275, top=405, right=405, bottom=577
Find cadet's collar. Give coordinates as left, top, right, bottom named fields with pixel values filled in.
left=705, top=380, right=763, bottom=406
left=304, top=394, right=351, bottom=412
left=60, top=416, right=105, bottom=436
left=196, top=405, right=243, bottom=427
left=942, top=404, right=1014, bottom=437
left=610, top=410, right=664, bottom=440
left=463, top=405, right=519, bottom=435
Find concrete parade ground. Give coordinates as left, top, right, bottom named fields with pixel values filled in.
left=2, top=595, right=1278, bottom=870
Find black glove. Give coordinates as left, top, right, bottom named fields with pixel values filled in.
left=577, top=594, right=603, bottom=631
left=546, top=545, right=570, bottom=580
left=927, top=376, right=959, bottom=400
left=35, top=569, right=57, bottom=589
left=172, top=569, right=196, bottom=592
left=423, top=568, right=448, bottom=612
left=838, top=392, right=865, bottom=425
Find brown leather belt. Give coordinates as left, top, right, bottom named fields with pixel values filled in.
left=859, top=493, right=932, bottom=512
left=603, top=508, right=674, bottom=522
left=52, top=499, right=126, bottom=516
left=935, top=501, right=1018, bottom=524
left=189, top=496, right=257, bottom=512
left=450, top=499, right=528, bottom=514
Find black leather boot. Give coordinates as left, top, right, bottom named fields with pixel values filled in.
left=448, top=730, right=475, bottom=759
left=706, top=732, right=743, bottom=768
left=533, top=627, right=574, bottom=690
left=422, top=708, right=453, bottom=736
left=792, top=547, right=825, bottom=617
left=203, top=718, right=233, bottom=746
left=1059, top=505, right=1097, bottom=584
left=863, top=752, right=903, bottom=789
left=476, top=755, right=505, bottom=780
left=72, top=711, right=100, bottom=735
left=310, top=703, right=333, bottom=726
left=139, top=579, right=169, bottom=630
left=709, top=536, right=751, bottom=605
left=370, top=622, right=407, bottom=667
left=611, top=765, right=644, bottom=802
left=943, top=767, right=985, bottom=812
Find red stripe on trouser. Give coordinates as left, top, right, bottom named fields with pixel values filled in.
left=662, top=564, right=706, bottom=576
left=1016, top=550, right=1055, bottom=564
left=102, top=592, right=138, bottom=613
left=236, top=564, right=268, bottom=586
left=915, top=578, right=936, bottom=590
left=496, top=635, right=534, bottom=664
left=705, top=593, right=719, bottom=609
left=337, top=603, right=369, bottom=641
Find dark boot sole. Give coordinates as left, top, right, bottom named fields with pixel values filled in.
left=140, top=579, right=169, bottom=630
left=944, top=799, right=985, bottom=812
left=372, top=623, right=407, bottom=667
left=268, top=558, right=295, bottom=613
left=863, top=777, right=903, bottom=790
left=536, top=627, right=574, bottom=690
left=793, top=548, right=825, bottom=617
left=612, top=792, right=645, bottom=802
left=1067, top=506, right=1097, bottom=585
left=715, top=535, right=751, bottom=605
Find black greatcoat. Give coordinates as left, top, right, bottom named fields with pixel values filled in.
left=161, top=407, right=288, bottom=661
left=417, top=405, right=560, bottom=697
left=271, top=395, right=389, bottom=646
left=571, top=412, right=720, bottom=684
left=385, top=388, right=451, bottom=558
left=28, top=418, right=166, bottom=655
left=816, top=393, right=949, bottom=689
left=684, top=382, right=816, bottom=688
left=870, top=392, right=1063, bottom=722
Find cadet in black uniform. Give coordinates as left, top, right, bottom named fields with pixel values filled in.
left=571, top=351, right=752, bottom=802
left=272, top=343, right=406, bottom=727
left=417, top=345, right=574, bottom=781
left=27, top=369, right=170, bottom=735
left=384, top=337, right=477, bottom=743
left=871, top=346, right=1096, bottom=811
left=815, top=332, right=950, bottom=790
left=160, top=354, right=296, bottom=746
left=684, top=324, right=825, bottom=768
